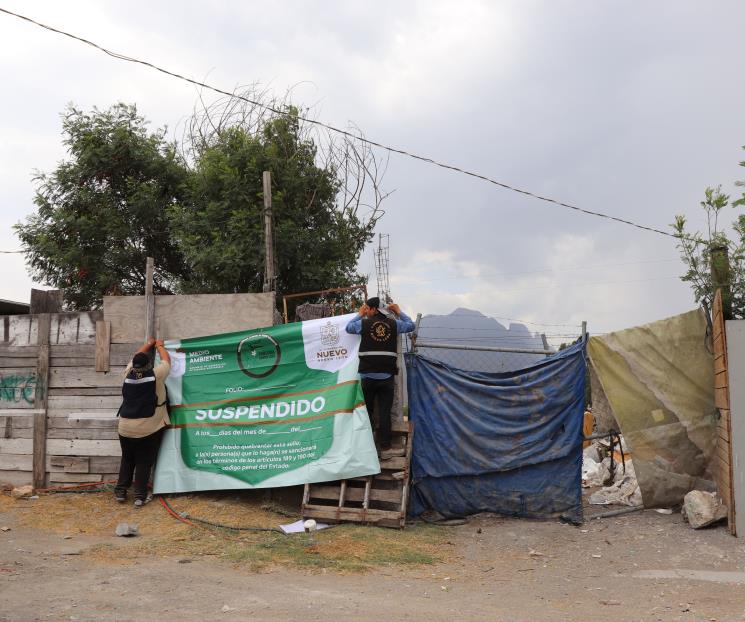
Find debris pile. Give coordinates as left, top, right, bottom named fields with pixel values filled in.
left=582, top=434, right=643, bottom=507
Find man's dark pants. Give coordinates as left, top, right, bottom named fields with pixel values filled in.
left=361, top=377, right=395, bottom=449
left=115, top=429, right=164, bottom=500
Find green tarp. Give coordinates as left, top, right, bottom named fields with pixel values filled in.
left=588, top=309, right=717, bottom=507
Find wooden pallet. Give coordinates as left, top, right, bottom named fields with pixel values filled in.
left=302, top=420, right=413, bottom=529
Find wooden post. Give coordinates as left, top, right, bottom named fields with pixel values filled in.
left=711, top=244, right=732, bottom=320
left=541, top=333, right=550, bottom=356
left=95, top=320, right=111, bottom=372
left=411, top=313, right=422, bottom=352
left=33, top=313, right=51, bottom=489
left=581, top=321, right=587, bottom=342
left=262, top=171, right=275, bottom=293
left=144, top=257, right=155, bottom=341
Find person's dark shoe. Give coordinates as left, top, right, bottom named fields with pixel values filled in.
left=133, top=493, right=153, bottom=508
left=114, top=491, right=127, bottom=503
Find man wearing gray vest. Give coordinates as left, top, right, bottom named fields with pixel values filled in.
left=345, top=297, right=415, bottom=451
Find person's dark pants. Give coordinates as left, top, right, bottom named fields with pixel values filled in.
left=361, top=377, right=395, bottom=449
left=115, top=429, right=164, bottom=500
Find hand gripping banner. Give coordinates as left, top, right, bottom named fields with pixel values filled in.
left=153, top=314, right=380, bottom=493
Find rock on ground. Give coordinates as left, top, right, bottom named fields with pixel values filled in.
left=682, top=490, right=727, bottom=529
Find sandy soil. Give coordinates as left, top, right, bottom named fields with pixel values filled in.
left=2, top=497, right=745, bottom=622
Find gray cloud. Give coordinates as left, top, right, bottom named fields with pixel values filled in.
left=2, top=1, right=744, bottom=338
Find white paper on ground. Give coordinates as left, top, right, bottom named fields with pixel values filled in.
left=279, top=519, right=330, bottom=534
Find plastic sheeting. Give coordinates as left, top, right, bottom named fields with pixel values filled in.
left=405, top=340, right=586, bottom=522
left=588, top=309, right=717, bottom=508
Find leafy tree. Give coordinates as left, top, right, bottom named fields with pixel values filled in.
left=673, top=181, right=745, bottom=319
left=15, top=104, right=191, bottom=309
left=172, top=109, right=376, bottom=296
left=17, top=97, right=388, bottom=309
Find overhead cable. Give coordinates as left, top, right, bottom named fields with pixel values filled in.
left=0, top=7, right=692, bottom=241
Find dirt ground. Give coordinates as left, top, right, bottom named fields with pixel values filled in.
left=2, top=491, right=745, bottom=622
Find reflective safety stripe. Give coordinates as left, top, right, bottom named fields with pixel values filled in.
left=358, top=351, right=397, bottom=357
left=123, top=376, right=156, bottom=384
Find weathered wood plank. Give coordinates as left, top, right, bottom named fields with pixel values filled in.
left=49, top=395, right=121, bottom=410
left=0, top=454, right=108, bottom=473
left=0, top=345, right=39, bottom=358
left=0, top=438, right=121, bottom=457
left=309, top=485, right=401, bottom=504
left=33, top=314, right=51, bottom=489
left=713, top=331, right=724, bottom=350
left=52, top=312, right=101, bottom=345
left=95, top=320, right=111, bottom=372
left=47, top=427, right=119, bottom=441
left=49, top=366, right=127, bottom=389
left=0, top=358, right=41, bottom=368
left=715, top=371, right=729, bottom=390
left=104, top=293, right=275, bottom=343
left=0, top=454, right=32, bottom=471
left=49, top=456, right=89, bottom=473
left=302, top=504, right=401, bottom=523
left=0, top=416, right=34, bottom=436
left=378, top=456, right=406, bottom=470
left=6, top=315, right=36, bottom=346
left=30, top=289, right=62, bottom=314
left=49, top=478, right=103, bottom=488
left=89, top=456, right=121, bottom=473
left=51, top=342, right=138, bottom=362
left=47, top=415, right=118, bottom=427
left=145, top=257, right=155, bottom=341
left=0, top=409, right=43, bottom=417
left=49, top=387, right=121, bottom=396
left=716, top=440, right=731, bottom=462
left=715, top=386, right=730, bottom=410
left=0, top=470, right=32, bottom=487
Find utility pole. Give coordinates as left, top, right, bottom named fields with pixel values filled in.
left=144, top=257, right=155, bottom=340
left=262, top=171, right=275, bottom=293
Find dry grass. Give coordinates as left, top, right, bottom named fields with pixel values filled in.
left=0, top=489, right=452, bottom=573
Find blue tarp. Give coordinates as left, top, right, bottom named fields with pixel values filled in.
left=405, top=339, right=586, bottom=522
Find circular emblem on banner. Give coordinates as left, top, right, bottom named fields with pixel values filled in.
left=237, top=333, right=281, bottom=378
left=370, top=320, right=392, bottom=343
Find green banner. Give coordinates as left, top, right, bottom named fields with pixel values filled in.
left=153, top=313, right=380, bottom=493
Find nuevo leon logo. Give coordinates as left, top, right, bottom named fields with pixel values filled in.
left=316, top=321, right=348, bottom=361
left=320, top=321, right=340, bottom=346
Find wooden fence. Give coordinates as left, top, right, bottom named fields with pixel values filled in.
left=0, top=292, right=276, bottom=489
left=712, top=289, right=736, bottom=535
left=0, top=312, right=128, bottom=487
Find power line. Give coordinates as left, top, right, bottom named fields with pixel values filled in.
left=0, top=7, right=693, bottom=242
left=394, top=256, right=681, bottom=285
left=416, top=274, right=681, bottom=296
left=0, top=250, right=23, bottom=254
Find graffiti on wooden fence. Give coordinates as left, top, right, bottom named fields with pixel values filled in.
left=0, top=372, right=37, bottom=406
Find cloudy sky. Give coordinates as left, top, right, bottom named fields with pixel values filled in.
left=1, top=1, right=744, bottom=343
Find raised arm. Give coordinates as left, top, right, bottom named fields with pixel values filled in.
left=387, top=303, right=415, bottom=334
left=155, top=339, right=171, bottom=365
left=135, top=337, right=157, bottom=355
left=345, top=304, right=368, bottom=334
